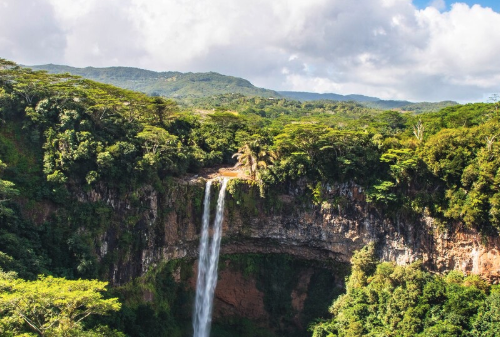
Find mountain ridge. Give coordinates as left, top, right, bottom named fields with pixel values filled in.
left=29, top=64, right=279, bottom=99
left=277, top=90, right=381, bottom=102
left=29, top=64, right=458, bottom=111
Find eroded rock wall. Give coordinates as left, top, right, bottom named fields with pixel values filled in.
left=76, top=179, right=500, bottom=285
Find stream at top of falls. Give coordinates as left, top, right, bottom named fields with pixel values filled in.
left=193, top=178, right=228, bottom=337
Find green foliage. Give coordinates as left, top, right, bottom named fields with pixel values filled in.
left=419, top=121, right=500, bottom=230
left=312, top=246, right=496, bottom=337
left=233, top=138, right=277, bottom=180
left=2, top=60, right=247, bottom=189
left=470, top=286, right=500, bottom=336
left=380, top=148, right=418, bottom=184
left=346, top=243, right=377, bottom=289
left=0, top=270, right=121, bottom=336
left=92, top=259, right=193, bottom=337
left=270, top=124, right=381, bottom=185
left=0, top=159, right=19, bottom=216
left=366, top=180, right=397, bottom=204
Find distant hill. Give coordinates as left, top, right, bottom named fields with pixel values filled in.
left=29, top=64, right=280, bottom=99
left=363, top=100, right=458, bottom=112
left=278, top=91, right=380, bottom=102
left=399, top=101, right=460, bottom=113
left=29, top=64, right=458, bottom=112
left=280, top=91, right=458, bottom=112
left=363, top=100, right=413, bottom=110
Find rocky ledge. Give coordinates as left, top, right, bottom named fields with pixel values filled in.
left=78, top=178, right=500, bottom=285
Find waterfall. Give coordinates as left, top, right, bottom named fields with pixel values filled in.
left=193, top=178, right=228, bottom=337
left=193, top=180, right=212, bottom=336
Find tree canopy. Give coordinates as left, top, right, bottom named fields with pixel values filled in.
left=0, top=269, right=122, bottom=337
left=312, top=246, right=499, bottom=337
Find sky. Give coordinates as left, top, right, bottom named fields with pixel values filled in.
left=0, top=0, right=499, bottom=102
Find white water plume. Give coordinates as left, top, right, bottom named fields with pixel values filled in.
left=193, top=178, right=228, bottom=337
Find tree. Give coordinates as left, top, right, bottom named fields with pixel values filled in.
left=380, top=110, right=407, bottom=133
left=232, top=140, right=276, bottom=180
left=0, top=160, right=19, bottom=217
left=345, top=243, right=377, bottom=289
left=137, top=126, right=178, bottom=156
left=471, top=286, right=500, bottom=337
left=146, top=97, right=178, bottom=125
left=136, top=125, right=183, bottom=174
left=0, top=271, right=121, bottom=336
left=311, top=246, right=493, bottom=337
left=380, top=148, right=418, bottom=184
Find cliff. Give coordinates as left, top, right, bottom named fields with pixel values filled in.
left=73, top=178, right=500, bottom=286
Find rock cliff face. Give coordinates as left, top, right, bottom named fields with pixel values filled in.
left=76, top=178, right=500, bottom=285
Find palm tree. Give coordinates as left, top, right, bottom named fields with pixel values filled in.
left=232, top=140, right=276, bottom=180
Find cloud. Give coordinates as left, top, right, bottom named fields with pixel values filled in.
left=46, top=0, right=147, bottom=67
left=429, top=0, right=446, bottom=11
left=0, top=0, right=66, bottom=64
left=0, top=0, right=499, bottom=101
left=413, top=5, right=500, bottom=91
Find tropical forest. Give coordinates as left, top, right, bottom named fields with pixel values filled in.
left=0, top=58, right=499, bottom=337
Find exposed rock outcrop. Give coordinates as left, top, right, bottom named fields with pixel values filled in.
left=76, top=179, right=500, bottom=285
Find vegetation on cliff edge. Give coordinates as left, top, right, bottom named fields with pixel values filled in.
left=312, top=245, right=500, bottom=337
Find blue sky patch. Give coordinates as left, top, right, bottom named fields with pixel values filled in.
left=413, top=0, right=500, bottom=12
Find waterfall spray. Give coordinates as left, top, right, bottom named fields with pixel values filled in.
left=193, top=178, right=228, bottom=337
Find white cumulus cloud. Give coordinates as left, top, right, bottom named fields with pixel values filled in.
left=0, top=0, right=499, bottom=101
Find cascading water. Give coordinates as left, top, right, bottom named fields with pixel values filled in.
left=193, top=178, right=228, bottom=337
left=193, top=180, right=212, bottom=336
